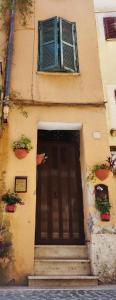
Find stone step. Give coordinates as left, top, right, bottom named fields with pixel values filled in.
left=34, top=259, right=91, bottom=276
left=34, top=245, right=88, bottom=259
left=28, top=275, right=98, bottom=288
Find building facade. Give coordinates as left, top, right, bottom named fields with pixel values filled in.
left=93, top=0, right=116, bottom=281
left=0, top=0, right=116, bottom=286
left=94, top=0, right=116, bottom=147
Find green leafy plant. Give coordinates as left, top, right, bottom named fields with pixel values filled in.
left=9, top=91, right=28, bottom=118
left=87, top=161, right=112, bottom=183
left=0, top=178, right=13, bottom=282
left=0, top=219, right=12, bottom=273
left=1, top=191, right=24, bottom=205
left=93, top=164, right=110, bottom=171
left=96, top=194, right=111, bottom=214
left=12, top=135, right=33, bottom=152
left=0, top=241, right=12, bottom=258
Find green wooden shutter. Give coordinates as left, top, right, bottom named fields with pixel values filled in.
left=38, top=17, right=58, bottom=71
left=60, top=18, right=78, bottom=72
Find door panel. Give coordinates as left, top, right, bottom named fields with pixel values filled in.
left=35, top=130, right=85, bottom=245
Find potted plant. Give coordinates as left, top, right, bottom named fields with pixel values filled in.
left=94, top=163, right=110, bottom=181
left=96, top=194, right=111, bottom=221
left=12, top=135, right=33, bottom=159
left=87, top=157, right=115, bottom=182
left=1, top=192, right=24, bottom=213
left=36, top=153, right=48, bottom=166
left=87, top=163, right=110, bottom=182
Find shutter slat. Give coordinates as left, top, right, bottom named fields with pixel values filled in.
left=104, top=17, right=116, bottom=40
left=38, top=17, right=58, bottom=71
left=60, top=18, right=78, bottom=72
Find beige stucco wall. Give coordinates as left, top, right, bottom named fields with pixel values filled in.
left=93, top=1, right=116, bottom=278
left=1, top=105, right=114, bottom=283
left=94, top=0, right=116, bottom=146
left=0, top=0, right=116, bottom=284
left=11, top=0, right=103, bottom=103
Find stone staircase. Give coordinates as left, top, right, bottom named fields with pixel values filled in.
left=28, top=245, right=98, bottom=288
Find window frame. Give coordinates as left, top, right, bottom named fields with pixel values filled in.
left=38, top=16, right=79, bottom=73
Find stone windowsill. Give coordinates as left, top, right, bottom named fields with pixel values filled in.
left=36, top=71, right=80, bottom=76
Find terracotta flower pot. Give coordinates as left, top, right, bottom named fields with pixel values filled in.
left=5, top=204, right=16, bottom=213
left=14, top=149, right=28, bottom=159
left=95, top=169, right=110, bottom=181
left=36, top=154, right=45, bottom=166
left=101, top=212, right=110, bottom=221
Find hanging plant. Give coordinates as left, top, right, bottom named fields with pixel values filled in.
left=87, top=157, right=115, bottom=183
left=12, top=135, right=33, bottom=159
left=94, top=164, right=110, bottom=181
left=1, top=191, right=24, bottom=213
left=36, top=153, right=48, bottom=166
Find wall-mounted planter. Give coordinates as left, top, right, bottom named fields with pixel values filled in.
left=36, top=153, right=45, bottom=166
left=14, top=149, right=28, bottom=159
left=95, top=169, right=110, bottom=181
left=36, top=153, right=47, bottom=166
left=5, top=204, right=16, bottom=213
left=13, top=135, right=33, bottom=159
left=101, top=212, right=110, bottom=221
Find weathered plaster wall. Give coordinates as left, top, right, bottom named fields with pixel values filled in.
left=91, top=233, right=116, bottom=283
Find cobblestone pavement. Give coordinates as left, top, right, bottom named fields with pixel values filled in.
left=0, top=287, right=116, bottom=300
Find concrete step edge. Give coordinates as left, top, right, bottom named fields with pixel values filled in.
left=35, top=245, right=87, bottom=248
left=34, top=257, right=88, bottom=260
left=34, top=259, right=90, bottom=263
left=28, top=275, right=98, bottom=280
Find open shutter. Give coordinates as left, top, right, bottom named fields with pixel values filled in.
left=60, top=18, right=78, bottom=72
left=104, top=17, right=116, bottom=40
left=38, top=17, right=58, bottom=71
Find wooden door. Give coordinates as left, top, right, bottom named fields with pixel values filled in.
left=35, top=130, right=85, bottom=245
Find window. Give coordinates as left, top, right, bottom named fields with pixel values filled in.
left=38, top=17, right=79, bottom=73
left=104, top=17, right=116, bottom=40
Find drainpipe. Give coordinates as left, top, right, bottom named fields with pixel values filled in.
left=3, top=0, right=16, bottom=122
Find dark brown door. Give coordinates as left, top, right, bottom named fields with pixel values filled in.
left=35, top=130, right=85, bottom=245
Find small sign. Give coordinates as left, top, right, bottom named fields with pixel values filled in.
left=15, top=176, right=27, bottom=193
left=93, top=131, right=101, bottom=139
